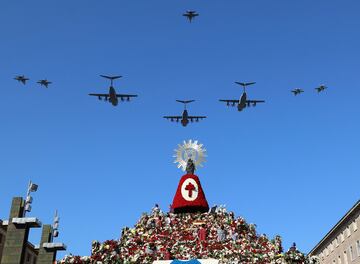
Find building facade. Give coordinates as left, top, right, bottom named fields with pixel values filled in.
left=0, top=223, right=38, bottom=264
left=1, top=196, right=66, bottom=264
left=309, top=200, right=360, bottom=264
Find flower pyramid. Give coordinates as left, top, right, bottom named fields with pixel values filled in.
left=59, top=206, right=319, bottom=264
left=59, top=172, right=319, bottom=264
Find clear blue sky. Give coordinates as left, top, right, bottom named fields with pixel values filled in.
left=0, top=0, right=359, bottom=259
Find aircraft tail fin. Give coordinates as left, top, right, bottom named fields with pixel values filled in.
left=235, top=81, right=256, bottom=87
left=176, top=100, right=195, bottom=104
left=100, top=75, right=122, bottom=80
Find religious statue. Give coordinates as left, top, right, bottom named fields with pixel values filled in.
left=186, top=158, right=195, bottom=174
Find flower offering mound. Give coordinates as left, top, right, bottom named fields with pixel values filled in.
left=59, top=206, right=318, bottom=264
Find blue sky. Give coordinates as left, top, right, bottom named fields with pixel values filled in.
left=0, top=0, right=359, bottom=258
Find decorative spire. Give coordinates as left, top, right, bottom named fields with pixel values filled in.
left=173, top=140, right=207, bottom=172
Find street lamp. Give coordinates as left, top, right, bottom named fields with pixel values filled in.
left=24, top=181, right=38, bottom=216
left=53, top=210, right=60, bottom=238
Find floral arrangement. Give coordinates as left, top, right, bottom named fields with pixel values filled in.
left=58, top=206, right=318, bottom=264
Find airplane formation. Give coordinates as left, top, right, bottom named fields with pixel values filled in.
left=291, top=85, right=327, bottom=95
left=9, top=10, right=329, bottom=128
left=15, top=75, right=52, bottom=88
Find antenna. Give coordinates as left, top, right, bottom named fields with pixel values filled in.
left=53, top=210, right=60, bottom=238
left=24, top=181, right=38, bottom=217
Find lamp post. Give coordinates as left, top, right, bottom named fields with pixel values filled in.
left=53, top=210, right=59, bottom=238
left=24, top=181, right=38, bottom=217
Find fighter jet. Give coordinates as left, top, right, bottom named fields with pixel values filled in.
left=14, top=75, right=29, bottom=85
left=291, top=88, right=304, bottom=96
left=37, top=79, right=52, bottom=88
left=183, top=10, right=199, bottom=23
left=219, top=82, right=265, bottom=111
left=163, top=100, right=206, bottom=127
left=89, top=75, right=138, bottom=106
left=315, top=84, right=327, bottom=93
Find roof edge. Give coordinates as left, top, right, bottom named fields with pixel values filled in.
left=309, top=199, right=360, bottom=256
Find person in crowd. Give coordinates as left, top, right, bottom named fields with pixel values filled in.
left=217, top=225, right=226, bottom=242
left=152, top=203, right=161, bottom=215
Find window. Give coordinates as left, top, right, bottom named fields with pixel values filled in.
left=353, top=220, right=358, bottom=232
left=335, top=237, right=339, bottom=247
left=333, top=259, right=336, bottom=263
left=338, top=255, right=342, bottom=264
left=349, top=246, right=355, bottom=261
left=343, top=251, right=348, bottom=264
left=357, top=240, right=360, bottom=257
left=26, top=253, right=31, bottom=263
left=341, top=232, right=345, bottom=242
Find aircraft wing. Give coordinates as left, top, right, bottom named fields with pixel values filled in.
left=89, top=93, right=109, bottom=100
left=247, top=100, right=265, bottom=103
left=163, top=116, right=182, bottom=122
left=219, top=99, right=239, bottom=106
left=246, top=100, right=265, bottom=106
left=116, top=94, right=138, bottom=101
left=188, top=116, right=206, bottom=122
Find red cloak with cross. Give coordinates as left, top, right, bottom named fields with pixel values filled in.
left=171, top=174, right=209, bottom=214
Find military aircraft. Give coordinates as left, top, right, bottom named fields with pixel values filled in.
left=89, top=75, right=138, bottom=106
left=219, top=82, right=265, bottom=111
left=163, top=100, right=206, bottom=127
left=291, top=88, right=304, bottom=96
left=183, top=11, right=199, bottom=23
left=14, top=75, right=29, bottom=85
left=315, top=84, right=327, bottom=93
left=37, top=79, right=52, bottom=88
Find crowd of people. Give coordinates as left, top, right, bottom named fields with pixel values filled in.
left=59, top=205, right=319, bottom=264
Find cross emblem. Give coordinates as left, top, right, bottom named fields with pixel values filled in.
left=185, top=182, right=196, bottom=198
